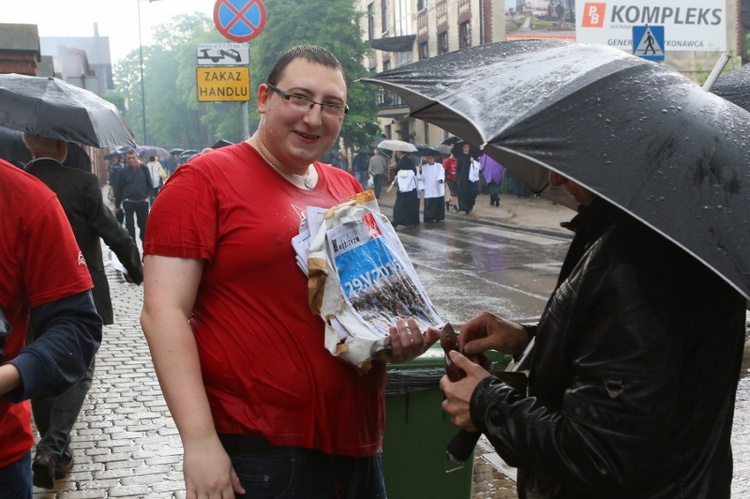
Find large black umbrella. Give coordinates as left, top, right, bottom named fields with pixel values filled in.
left=711, top=64, right=750, bottom=112
left=0, top=73, right=135, bottom=148
left=363, top=39, right=750, bottom=300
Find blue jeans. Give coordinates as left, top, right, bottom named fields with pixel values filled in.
left=219, top=435, right=386, bottom=499
left=0, top=452, right=32, bottom=499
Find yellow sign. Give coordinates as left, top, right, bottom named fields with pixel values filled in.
left=196, top=66, right=250, bottom=102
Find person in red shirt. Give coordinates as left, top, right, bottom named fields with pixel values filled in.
left=0, top=159, right=101, bottom=498
left=141, top=45, right=439, bottom=498
left=443, top=152, right=459, bottom=212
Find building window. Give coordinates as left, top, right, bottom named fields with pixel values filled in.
left=459, top=21, right=471, bottom=49
left=438, top=31, right=449, bottom=55
left=418, top=0, right=427, bottom=10
left=368, top=3, right=375, bottom=40
left=395, top=50, right=413, bottom=66
left=381, top=0, right=389, bottom=33
left=394, top=0, right=412, bottom=37
left=418, top=41, right=429, bottom=60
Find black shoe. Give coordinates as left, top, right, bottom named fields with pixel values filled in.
left=32, top=453, right=56, bottom=489
left=55, top=455, right=74, bottom=479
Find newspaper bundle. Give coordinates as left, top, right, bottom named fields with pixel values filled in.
left=294, top=190, right=443, bottom=371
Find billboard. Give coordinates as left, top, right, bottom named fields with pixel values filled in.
left=576, top=1, right=727, bottom=51
left=506, top=1, right=727, bottom=52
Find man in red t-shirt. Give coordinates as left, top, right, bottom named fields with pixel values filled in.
left=0, top=159, right=101, bottom=498
left=141, top=45, right=439, bottom=498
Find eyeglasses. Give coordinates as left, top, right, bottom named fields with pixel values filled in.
left=266, top=83, right=349, bottom=118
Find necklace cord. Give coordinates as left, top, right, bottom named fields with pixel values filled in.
left=251, top=138, right=313, bottom=190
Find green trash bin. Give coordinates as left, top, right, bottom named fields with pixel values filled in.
left=382, top=344, right=511, bottom=499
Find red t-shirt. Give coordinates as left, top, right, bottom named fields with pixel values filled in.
left=145, top=143, right=386, bottom=456
left=0, top=160, right=93, bottom=468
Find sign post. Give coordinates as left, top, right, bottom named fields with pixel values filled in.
left=197, top=0, right=267, bottom=139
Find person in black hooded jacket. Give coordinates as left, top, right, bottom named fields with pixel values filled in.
left=24, top=133, right=142, bottom=489
left=438, top=170, right=745, bottom=498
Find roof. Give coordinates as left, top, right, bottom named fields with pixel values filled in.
left=0, top=24, right=41, bottom=56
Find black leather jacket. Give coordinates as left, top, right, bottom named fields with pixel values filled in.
left=471, top=199, right=745, bottom=498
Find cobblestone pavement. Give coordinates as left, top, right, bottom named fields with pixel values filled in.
left=30, top=189, right=750, bottom=498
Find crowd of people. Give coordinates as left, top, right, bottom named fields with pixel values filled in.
left=0, top=43, right=746, bottom=499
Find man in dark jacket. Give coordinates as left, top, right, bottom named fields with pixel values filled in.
left=115, top=149, right=152, bottom=245
left=23, top=134, right=143, bottom=489
left=438, top=171, right=745, bottom=498
left=454, top=142, right=474, bottom=214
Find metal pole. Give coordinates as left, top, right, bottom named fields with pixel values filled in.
left=702, top=52, right=730, bottom=91
left=137, top=0, right=148, bottom=145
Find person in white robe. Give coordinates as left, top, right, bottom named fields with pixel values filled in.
left=419, top=153, right=446, bottom=223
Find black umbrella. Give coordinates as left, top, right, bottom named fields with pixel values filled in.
left=0, top=73, right=135, bottom=148
left=169, top=148, right=185, bottom=156
left=440, top=136, right=462, bottom=146
left=363, top=39, right=750, bottom=300
left=137, top=145, right=169, bottom=163
left=711, top=64, right=750, bottom=112
left=414, top=143, right=441, bottom=157
left=0, top=126, right=31, bottom=165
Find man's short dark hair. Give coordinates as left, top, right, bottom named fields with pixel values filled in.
left=266, top=45, right=345, bottom=91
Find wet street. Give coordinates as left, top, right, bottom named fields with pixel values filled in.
left=31, top=195, right=750, bottom=498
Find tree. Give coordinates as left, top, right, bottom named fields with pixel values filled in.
left=109, top=3, right=381, bottom=152
left=110, top=13, right=229, bottom=149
